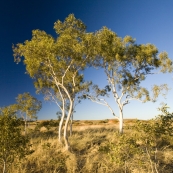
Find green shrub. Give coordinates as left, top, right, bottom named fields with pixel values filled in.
left=0, top=106, right=30, bottom=173
left=99, top=104, right=173, bottom=172
left=35, top=120, right=60, bottom=130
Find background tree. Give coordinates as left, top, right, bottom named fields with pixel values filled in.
left=13, top=14, right=95, bottom=150
left=87, top=27, right=172, bottom=133
left=15, top=92, right=42, bottom=135
left=0, top=105, right=30, bottom=173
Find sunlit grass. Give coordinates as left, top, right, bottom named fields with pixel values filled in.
left=1, top=119, right=173, bottom=173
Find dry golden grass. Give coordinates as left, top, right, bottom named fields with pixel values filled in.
left=1, top=119, right=173, bottom=173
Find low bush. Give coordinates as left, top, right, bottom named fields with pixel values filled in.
left=35, top=120, right=60, bottom=130
left=83, top=120, right=93, bottom=125
left=99, top=104, right=173, bottom=172
left=99, top=119, right=109, bottom=124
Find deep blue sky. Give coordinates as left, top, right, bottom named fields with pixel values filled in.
left=1, top=0, right=173, bottom=120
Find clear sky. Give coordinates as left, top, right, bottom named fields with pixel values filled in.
left=0, top=0, right=173, bottom=120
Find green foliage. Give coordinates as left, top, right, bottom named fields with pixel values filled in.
left=93, top=26, right=173, bottom=102
left=13, top=14, right=94, bottom=95
left=152, top=84, right=169, bottom=102
left=35, top=120, right=60, bottom=131
left=156, top=104, right=173, bottom=136
left=100, top=132, right=141, bottom=166
left=133, top=104, right=173, bottom=149
left=16, top=92, right=42, bottom=120
left=0, top=106, right=30, bottom=173
left=100, top=104, right=173, bottom=172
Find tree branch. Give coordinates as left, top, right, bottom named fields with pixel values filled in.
left=62, top=60, right=74, bottom=85
left=85, top=94, right=119, bottom=120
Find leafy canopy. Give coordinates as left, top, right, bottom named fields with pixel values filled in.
left=13, top=14, right=95, bottom=93
left=93, top=27, right=173, bottom=102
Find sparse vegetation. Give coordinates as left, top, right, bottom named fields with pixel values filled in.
left=1, top=104, right=172, bottom=172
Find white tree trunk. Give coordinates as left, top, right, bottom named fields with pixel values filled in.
left=119, top=107, right=123, bottom=134
left=64, top=101, right=73, bottom=151
left=58, top=110, right=65, bottom=143
left=70, top=114, right=73, bottom=136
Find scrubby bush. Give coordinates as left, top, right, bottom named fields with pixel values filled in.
left=84, top=120, right=93, bottom=125
left=99, top=119, right=109, bottom=124
left=0, top=106, right=30, bottom=173
left=35, top=120, right=60, bottom=131
left=99, top=104, right=173, bottom=172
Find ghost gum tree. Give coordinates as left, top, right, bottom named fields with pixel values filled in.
left=15, top=92, right=42, bottom=135
left=37, top=75, right=90, bottom=142
left=87, top=27, right=172, bottom=134
left=35, top=77, right=78, bottom=142
left=13, top=14, right=95, bottom=150
left=40, top=86, right=68, bottom=143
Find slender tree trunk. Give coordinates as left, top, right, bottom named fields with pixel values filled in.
left=64, top=101, right=73, bottom=151
left=119, top=106, right=123, bottom=134
left=70, top=114, right=73, bottom=136
left=56, top=87, right=65, bottom=143
left=58, top=111, right=65, bottom=143
left=58, top=118, right=63, bottom=143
